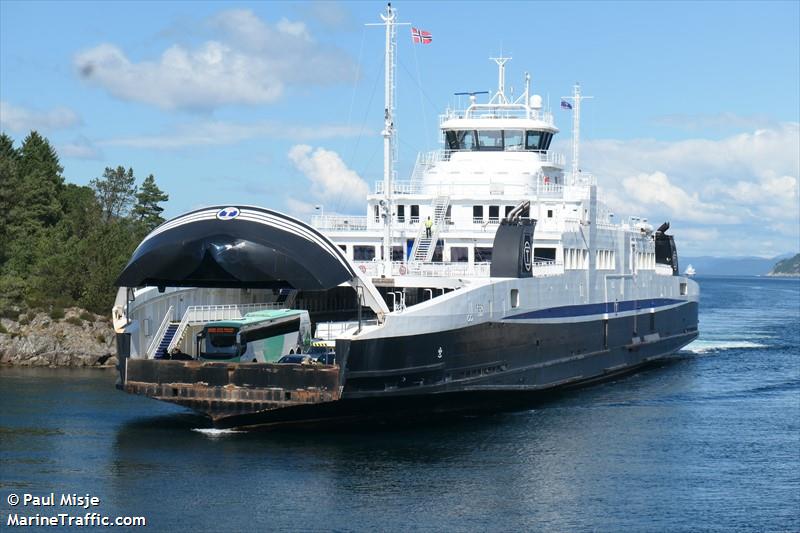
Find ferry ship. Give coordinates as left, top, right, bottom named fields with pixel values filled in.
left=111, top=5, right=699, bottom=428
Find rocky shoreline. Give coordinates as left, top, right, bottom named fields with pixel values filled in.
left=0, top=308, right=117, bottom=368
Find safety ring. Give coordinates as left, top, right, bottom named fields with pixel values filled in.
left=359, top=265, right=367, bottom=273
left=399, top=265, right=407, bottom=275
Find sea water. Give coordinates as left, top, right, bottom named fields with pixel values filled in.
left=1, top=276, right=798, bottom=531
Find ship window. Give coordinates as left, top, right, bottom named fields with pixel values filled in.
left=373, top=204, right=379, bottom=222
left=489, top=205, right=500, bottom=220
left=541, top=132, right=553, bottom=151
left=410, top=205, right=420, bottom=223
left=473, top=205, right=483, bottom=219
left=526, top=130, right=542, bottom=150
left=680, top=282, right=688, bottom=296
left=450, top=247, right=468, bottom=262
left=547, top=209, right=553, bottom=218
left=511, top=289, right=520, bottom=308
left=477, top=130, right=503, bottom=151
left=446, top=130, right=477, bottom=151
left=397, top=204, right=405, bottom=222
left=392, top=246, right=404, bottom=261
left=505, top=205, right=513, bottom=217
left=504, top=130, right=524, bottom=151
left=526, top=130, right=554, bottom=151
left=475, top=247, right=493, bottom=262
left=534, top=248, right=556, bottom=263
left=354, top=246, right=375, bottom=261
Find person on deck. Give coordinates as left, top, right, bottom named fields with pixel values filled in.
left=424, top=216, right=433, bottom=238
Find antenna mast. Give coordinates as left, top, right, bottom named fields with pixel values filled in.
left=561, top=83, right=593, bottom=182
left=368, top=4, right=409, bottom=277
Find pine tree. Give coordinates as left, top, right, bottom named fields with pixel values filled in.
left=91, top=166, right=137, bottom=222
left=131, top=174, right=169, bottom=232
left=0, top=134, right=21, bottom=265
left=15, top=131, right=64, bottom=231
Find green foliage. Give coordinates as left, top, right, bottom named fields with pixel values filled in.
left=91, top=166, right=137, bottom=222
left=79, top=311, right=93, bottom=321
left=0, top=323, right=7, bottom=334
left=0, top=132, right=170, bottom=315
left=132, top=174, right=169, bottom=232
left=771, top=253, right=800, bottom=275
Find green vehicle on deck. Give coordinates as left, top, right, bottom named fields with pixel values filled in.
left=196, top=309, right=312, bottom=363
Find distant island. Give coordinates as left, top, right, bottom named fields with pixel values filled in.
left=768, top=253, right=800, bottom=277
left=682, top=253, right=798, bottom=277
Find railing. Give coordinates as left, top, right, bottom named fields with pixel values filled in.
left=351, top=260, right=564, bottom=280
left=166, top=302, right=285, bottom=354
left=311, top=215, right=368, bottom=231
left=146, top=306, right=174, bottom=359
left=374, top=180, right=424, bottom=195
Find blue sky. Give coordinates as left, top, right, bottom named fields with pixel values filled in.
left=1, top=0, right=798, bottom=257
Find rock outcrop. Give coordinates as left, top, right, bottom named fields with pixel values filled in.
left=0, top=308, right=117, bottom=367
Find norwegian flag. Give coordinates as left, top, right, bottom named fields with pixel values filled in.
left=411, top=27, right=432, bottom=44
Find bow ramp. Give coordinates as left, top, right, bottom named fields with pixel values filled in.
left=112, top=206, right=388, bottom=425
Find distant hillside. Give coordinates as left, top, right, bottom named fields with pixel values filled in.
left=768, top=253, right=800, bottom=277
left=682, top=254, right=794, bottom=276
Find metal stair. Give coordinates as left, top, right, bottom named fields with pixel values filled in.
left=154, top=323, right=179, bottom=359
left=410, top=196, right=449, bottom=262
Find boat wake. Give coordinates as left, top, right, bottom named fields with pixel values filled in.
left=191, top=428, right=245, bottom=437
left=681, top=339, right=768, bottom=354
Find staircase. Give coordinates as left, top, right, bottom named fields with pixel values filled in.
left=410, top=196, right=449, bottom=262
left=154, top=324, right=179, bottom=359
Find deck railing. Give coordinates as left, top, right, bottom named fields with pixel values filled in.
left=146, top=306, right=174, bottom=359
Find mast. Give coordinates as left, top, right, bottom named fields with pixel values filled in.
left=382, top=4, right=396, bottom=276
left=561, top=83, right=593, bottom=183
left=367, top=4, right=407, bottom=276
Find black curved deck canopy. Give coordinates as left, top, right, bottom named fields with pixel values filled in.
left=115, top=206, right=357, bottom=290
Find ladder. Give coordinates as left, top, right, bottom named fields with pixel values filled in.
left=410, top=196, right=449, bottom=262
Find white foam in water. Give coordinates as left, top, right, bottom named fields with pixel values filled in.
left=191, top=428, right=244, bottom=436
left=682, top=339, right=768, bottom=354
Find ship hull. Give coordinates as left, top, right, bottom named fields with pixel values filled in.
left=122, top=301, right=697, bottom=429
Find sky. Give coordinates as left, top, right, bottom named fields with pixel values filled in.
left=1, top=0, right=798, bottom=257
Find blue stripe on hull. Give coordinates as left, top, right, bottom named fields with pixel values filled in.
left=503, top=298, right=685, bottom=320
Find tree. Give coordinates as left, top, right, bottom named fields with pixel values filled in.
left=131, top=174, right=169, bottom=232
left=0, top=134, right=20, bottom=265
left=13, top=131, right=64, bottom=233
left=91, top=166, right=137, bottom=222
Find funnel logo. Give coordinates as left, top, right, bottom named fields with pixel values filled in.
left=523, top=238, right=532, bottom=272
left=216, top=207, right=240, bottom=221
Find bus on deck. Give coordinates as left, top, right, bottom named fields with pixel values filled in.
left=196, top=309, right=311, bottom=363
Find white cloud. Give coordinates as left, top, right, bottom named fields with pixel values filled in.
left=287, top=144, right=368, bottom=212
left=74, top=9, right=355, bottom=110
left=100, top=120, right=365, bottom=149
left=58, top=136, right=102, bottom=159
left=574, top=121, right=799, bottom=256
left=653, top=112, right=779, bottom=132
left=0, top=101, right=81, bottom=133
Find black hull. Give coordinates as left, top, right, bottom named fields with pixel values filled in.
left=210, top=302, right=698, bottom=429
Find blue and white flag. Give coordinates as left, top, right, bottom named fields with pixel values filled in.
left=560, top=99, right=572, bottom=110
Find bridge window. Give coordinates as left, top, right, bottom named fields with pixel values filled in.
left=445, top=130, right=477, bottom=151
left=511, top=289, right=520, bottom=308
left=526, top=130, right=553, bottom=151
left=477, top=130, right=503, bottom=151
left=354, top=246, right=375, bottom=261
left=504, top=130, right=524, bottom=150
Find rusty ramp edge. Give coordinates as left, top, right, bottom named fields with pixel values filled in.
left=124, top=359, right=341, bottom=421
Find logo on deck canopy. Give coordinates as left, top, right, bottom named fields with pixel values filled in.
left=523, top=238, right=532, bottom=272
left=216, top=207, right=240, bottom=220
